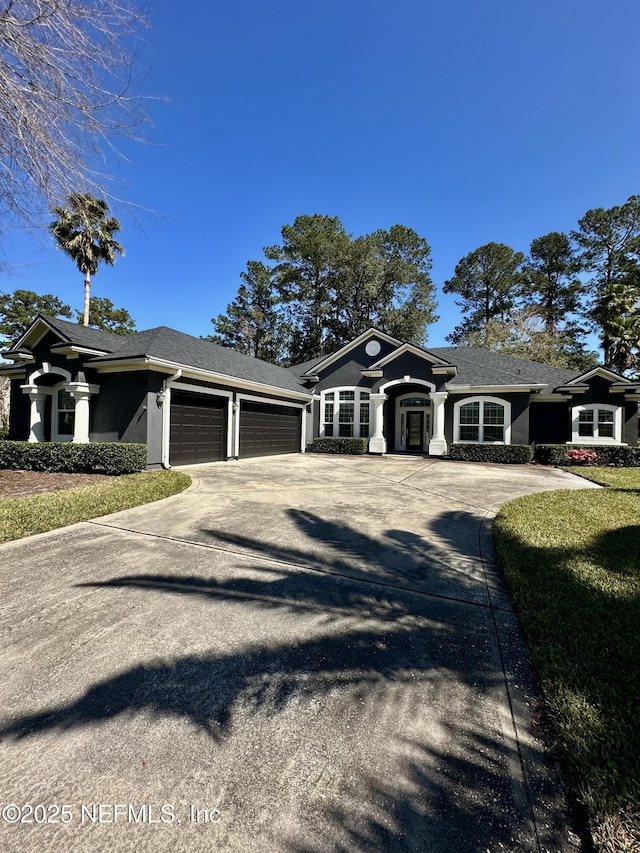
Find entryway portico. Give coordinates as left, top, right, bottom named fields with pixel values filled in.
left=368, top=377, right=448, bottom=456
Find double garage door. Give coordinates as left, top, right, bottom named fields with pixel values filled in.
left=170, top=392, right=301, bottom=465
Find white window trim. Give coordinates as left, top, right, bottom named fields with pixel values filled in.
left=453, top=396, right=511, bottom=445
left=571, top=404, right=622, bottom=444
left=320, top=386, right=371, bottom=439
left=51, top=381, right=75, bottom=442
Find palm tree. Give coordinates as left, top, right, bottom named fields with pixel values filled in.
left=50, top=193, right=124, bottom=326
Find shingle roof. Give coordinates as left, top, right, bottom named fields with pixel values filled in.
left=429, top=345, right=577, bottom=389
left=287, top=356, right=325, bottom=378
left=89, top=326, right=309, bottom=395
left=41, top=315, right=127, bottom=351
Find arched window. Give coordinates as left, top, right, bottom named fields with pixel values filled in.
left=453, top=396, right=511, bottom=444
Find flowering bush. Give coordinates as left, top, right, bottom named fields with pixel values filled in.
left=565, top=448, right=599, bottom=465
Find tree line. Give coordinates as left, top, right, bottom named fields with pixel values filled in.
left=210, top=196, right=640, bottom=374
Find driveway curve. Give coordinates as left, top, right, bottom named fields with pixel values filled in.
left=0, top=455, right=593, bottom=852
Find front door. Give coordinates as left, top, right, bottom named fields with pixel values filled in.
left=406, top=411, right=424, bottom=451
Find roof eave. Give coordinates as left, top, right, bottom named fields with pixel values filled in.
left=93, top=356, right=312, bottom=402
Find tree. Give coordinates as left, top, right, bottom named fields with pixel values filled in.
left=207, top=262, right=286, bottom=362
left=0, top=289, right=72, bottom=342
left=76, top=296, right=135, bottom=336
left=523, top=232, right=583, bottom=335
left=0, top=0, right=148, bottom=229
left=50, top=193, right=124, bottom=326
left=572, top=196, right=640, bottom=369
left=443, top=242, right=525, bottom=344
left=463, top=309, right=598, bottom=371
left=263, top=215, right=437, bottom=362
left=265, top=215, right=350, bottom=362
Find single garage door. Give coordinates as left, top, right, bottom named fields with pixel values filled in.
left=170, top=391, right=226, bottom=465
left=239, top=401, right=301, bottom=458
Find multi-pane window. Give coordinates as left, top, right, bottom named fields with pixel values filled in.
left=57, top=389, right=75, bottom=436
left=323, top=392, right=335, bottom=436
left=338, top=390, right=355, bottom=437
left=359, top=391, right=370, bottom=438
left=458, top=400, right=505, bottom=443
left=576, top=406, right=618, bottom=441
left=322, top=389, right=370, bottom=438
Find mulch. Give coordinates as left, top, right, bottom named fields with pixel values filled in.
left=0, top=470, right=115, bottom=499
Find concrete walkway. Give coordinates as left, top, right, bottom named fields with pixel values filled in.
left=0, top=455, right=594, bottom=852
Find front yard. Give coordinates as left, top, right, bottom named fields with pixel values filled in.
left=0, top=470, right=191, bottom=543
left=494, top=467, right=640, bottom=853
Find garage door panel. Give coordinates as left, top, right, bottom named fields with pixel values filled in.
left=170, top=392, right=226, bottom=465
left=239, top=401, right=301, bottom=458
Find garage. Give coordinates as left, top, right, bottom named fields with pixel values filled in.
left=239, top=400, right=302, bottom=458
left=170, top=391, right=227, bottom=465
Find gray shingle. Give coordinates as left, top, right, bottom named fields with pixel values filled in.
left=89, top=326, right=309, bottom=395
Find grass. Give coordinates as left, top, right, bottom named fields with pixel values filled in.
left=0, top=470, right=191, bottom=543
left=493, top=468, right=640, bottom=853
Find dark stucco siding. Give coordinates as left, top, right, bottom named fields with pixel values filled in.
left=90, top=371, right=149, bottom=444
left=8, top=378, right=29, bottom=440
left=372, top=352, right=448, bottom=393
left=529, top=401, right=569, bottom=444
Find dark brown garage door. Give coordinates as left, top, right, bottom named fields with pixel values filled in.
left=170, top=391, right=226, bottom=465
left=239, top=401, right=301, bottom=458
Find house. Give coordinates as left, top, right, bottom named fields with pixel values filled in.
left=1, top=317, right=638, bottom=466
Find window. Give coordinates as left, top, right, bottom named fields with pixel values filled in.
left=573, top=405, right=621, bottom=443
left=323, top=392, right=334, bottom=436
left=57, top=389, right=75, bottom=436
left=359, top=391, right=370, bottom=438
left=321, top=388, right=371, bottom=439
left=454, top=397, right=510, bottom=444
left=399, top=396, right=429, bottom=407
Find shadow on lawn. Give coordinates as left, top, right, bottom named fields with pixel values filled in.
left=494, top=519, right=640, bottom=839
left=0, top=507, right=572, bottom=851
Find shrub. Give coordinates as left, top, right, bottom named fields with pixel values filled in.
left=0, top=441, right=147, bottom=474
left=449, top=443, right=533, bottom=464
left=308, top=437, right=368, bottom=455
left=535, top=444, right=640, bottom=467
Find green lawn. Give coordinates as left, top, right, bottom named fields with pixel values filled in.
left=494, top=468, right=640, bottom=853
left=0, top=470, right=191, bottom=543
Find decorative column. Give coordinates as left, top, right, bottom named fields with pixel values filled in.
left=21, top=385, right=48, bottom=443
left=368, top=392, right=388, bottom=454
left=428, top=391, right=448, bottom=456
left=68, top=380, right=99, bottom=444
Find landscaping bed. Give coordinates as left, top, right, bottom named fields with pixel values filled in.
left=0, top=470, right=191, bottom=543
left=0, top=469, right=113, bottom=498
left=493, top=468, right=640, bottom=853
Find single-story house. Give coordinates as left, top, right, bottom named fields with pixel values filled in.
left=1, top=316, right=638, bottom=466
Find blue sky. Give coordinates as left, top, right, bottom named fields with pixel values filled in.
left=2, top=0, right=639, bottom=348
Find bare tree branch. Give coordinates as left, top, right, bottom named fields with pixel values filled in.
left=0, top=0, right=152, bottom=229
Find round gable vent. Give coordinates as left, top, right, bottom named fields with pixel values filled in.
left=365, top=340, right=381, bottom=357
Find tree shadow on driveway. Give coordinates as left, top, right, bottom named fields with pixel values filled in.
left=0, top=506, right=573, bottom=851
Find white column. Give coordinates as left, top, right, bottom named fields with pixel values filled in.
left=368, top=392, right=387, bottom=454
left=21, top=386, right=48, bottom=443
left=68, top=382, right=98, bottom=444
left=428, top=391, right=448, bottom=456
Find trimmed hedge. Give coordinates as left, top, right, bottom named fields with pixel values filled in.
left=0, top=441, right=148, bottom=475
left=449, top=443, right=533, bottom=464
left=308, top=437, right=368, bottom=455
left=534, top=443, right=640, bottom=467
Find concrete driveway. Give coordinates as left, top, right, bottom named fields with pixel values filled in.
left=0, top=455, right=594, bottom=852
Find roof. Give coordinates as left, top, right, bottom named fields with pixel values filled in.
left=429, top=345, right=577, bottom=390
left=88, top=326, right=309, bottom=395
left=28, top=315, right=126, bottom=352
left=3, top=317, right=624, bottom=395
